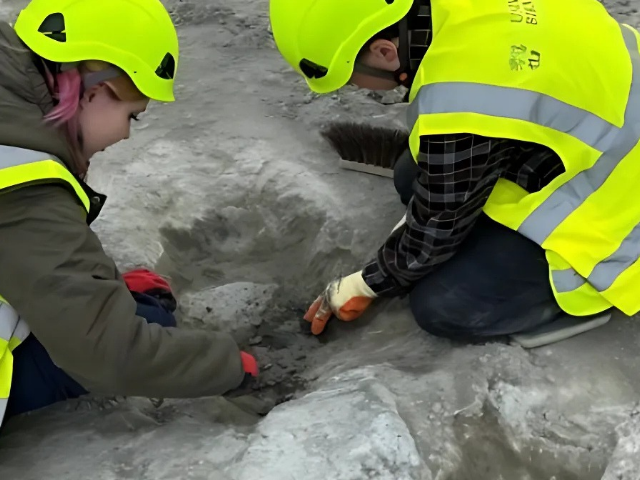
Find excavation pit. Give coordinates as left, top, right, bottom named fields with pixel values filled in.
left=1, top=0, right=640, bottom=478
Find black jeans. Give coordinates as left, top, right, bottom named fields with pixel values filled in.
left=394, top=151, right=562, bottom=340
left=5, top=292, right=177, bottom=419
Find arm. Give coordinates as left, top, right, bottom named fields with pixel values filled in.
left=0, top=184, right=245, bottom=398
left=362, top=133, right=512, bottom=297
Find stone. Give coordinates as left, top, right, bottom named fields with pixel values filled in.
left=1, top=0, right=640, bottom=478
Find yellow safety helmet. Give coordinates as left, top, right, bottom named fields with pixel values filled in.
left=13, top=0, right=179, bottom=102
left=269, top=0, right=414, bottom=94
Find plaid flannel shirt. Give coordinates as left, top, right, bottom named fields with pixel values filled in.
left=362, top=2, right=565, bottom=297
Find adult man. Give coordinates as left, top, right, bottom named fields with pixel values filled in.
left=270, top=0, right=639, bottom=345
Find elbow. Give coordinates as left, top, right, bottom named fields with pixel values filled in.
left=53, top=358, right=123, bottom=396
left=100, top=352, right=145, bottom=396
left=101, top=364, right=131, bottom=395
left=52, top=347, right=132, bottom=396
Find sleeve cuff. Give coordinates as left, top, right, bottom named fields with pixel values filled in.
left=362, top=258, right=409, bottom=298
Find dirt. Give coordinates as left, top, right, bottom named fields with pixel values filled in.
left=2, top=0, right=640, bottom=478
left=239, top=302, right=317, bottom=406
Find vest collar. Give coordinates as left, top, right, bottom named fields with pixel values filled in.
left=77, top=177, right=107, bottom=225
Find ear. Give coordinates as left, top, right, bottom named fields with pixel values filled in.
left=368, top=39, right=399, bottom=63
left=81, top=82, right=113, bottom=104
left=80, top=84, right=100, bottom=104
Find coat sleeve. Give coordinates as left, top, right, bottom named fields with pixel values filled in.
left=0, top=184, right=245, bottom=398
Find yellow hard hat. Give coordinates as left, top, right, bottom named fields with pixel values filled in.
left=269, top=0, right=413, bottom=94
left=13, top=0, right=179, bottom=102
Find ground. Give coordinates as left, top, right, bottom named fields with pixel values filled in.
left=1, top=0, right=640, bottom=479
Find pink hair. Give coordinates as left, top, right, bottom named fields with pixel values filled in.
left=44, top=68, right=81, bottom=135
left=42, top=67, right=87, bottom=176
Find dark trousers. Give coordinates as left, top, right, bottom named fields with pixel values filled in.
left=394, top=151, right=563, bottom=340
left=5, top=292, right=177, bottom=419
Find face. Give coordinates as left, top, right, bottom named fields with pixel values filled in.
left=76, top=83, right=149, bottom=159
left=349, top=38, right=401, bottom=90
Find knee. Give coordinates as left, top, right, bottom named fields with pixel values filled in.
left=409, top=290, right=459, bottom=338
left=409, top=286, right=497, bottom=339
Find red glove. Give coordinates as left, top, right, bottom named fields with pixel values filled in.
left=240, top=351, right=258, bottom=377
left=122, top=268, right=172, bottom=294
left=224, top=351, right=259, bottom=398
left=123, top=268, right=177, bottom=312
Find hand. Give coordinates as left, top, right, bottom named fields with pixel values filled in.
left=240, top=351, right=258, bottom=377
left=224, top=351, right=259, bottom=398
left=303, top=271, right=377, bottom=335
left=122, top=268, right=177, bottom=312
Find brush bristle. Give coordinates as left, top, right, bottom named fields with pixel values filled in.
left=320, top=121, right=409, bottom=169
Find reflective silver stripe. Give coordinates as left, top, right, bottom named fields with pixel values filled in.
left=588, top=219, right=640, bottom=291
left=0, top=303, right=17, bottom=341
left=552, top=268, right=587, bottom=293
left=0, top=145, right=90, bottom=213
left=585, top=28, right=640, bottom=292
left=12, top=319, right=30, bottom=344
left=0, top=303, right=15, bottom=425
left=0, top=397, right=7, bottom=424
left=408, top=23, right=640, bottom=296
left=545, top=26, right=640, bottom=293
left=520, top=26, right=640, bottom=245
left=0, top=145, right=61, bottom=168
left=407, top=83, right=619, bottom=153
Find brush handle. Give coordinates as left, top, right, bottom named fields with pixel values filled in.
left=338, top=159, right=395, bottom=179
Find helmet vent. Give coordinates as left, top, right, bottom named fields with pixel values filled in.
left=299, top=59, right=328, bottom=79
left=155, top=53, right=176, bottom=80
left=38, top=13, right=66, bottom=43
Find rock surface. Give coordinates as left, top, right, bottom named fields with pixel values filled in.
left=1, top=0, right=640, bottom=479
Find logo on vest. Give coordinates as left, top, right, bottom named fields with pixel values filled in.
left=510, top=44, right=541, bottom=71
left=508, top=0, right=538, bottom=25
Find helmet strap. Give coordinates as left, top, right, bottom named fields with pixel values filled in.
left=352, top=16, right=415, bottom=87
left=40, top=58, right=123, bottom=91
left=82, top=66, right=124, bottom=91
left=39, top=58, right=61, bottom=76
left=394, top=17, right=414, bottom=88
left=352, top=62, right=397, bottom=82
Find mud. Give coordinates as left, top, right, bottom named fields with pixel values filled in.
left=239, top=303, right=317, bottom=406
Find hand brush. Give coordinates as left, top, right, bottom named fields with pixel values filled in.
left=320, top=121, right=409, bottom=178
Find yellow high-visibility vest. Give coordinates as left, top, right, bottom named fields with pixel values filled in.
left=0, top=145, right=90, bottom=424
left=407, top=0, right=640, bottom=317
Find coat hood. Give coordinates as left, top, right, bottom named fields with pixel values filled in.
left=0, top=22, right=74, bottom=169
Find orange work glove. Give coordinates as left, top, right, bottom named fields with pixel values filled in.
left=304, top=271, right=377, bottom=335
